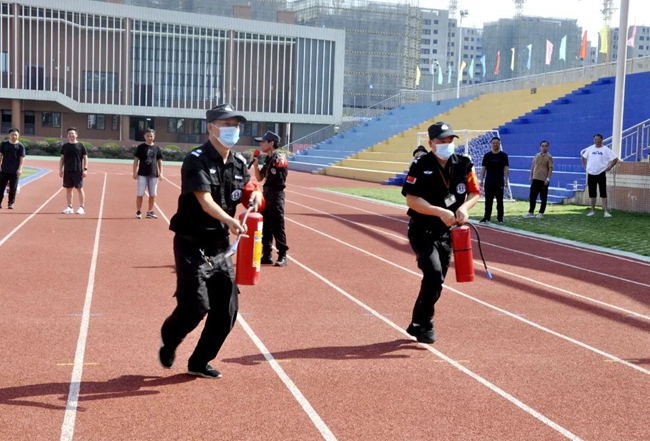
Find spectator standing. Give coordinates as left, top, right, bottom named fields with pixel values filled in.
left=133, top=128, right=163, bottom=219
left=581, top=134, right=618, bottom=217
left=0, top=128, right=26, bottom=210
left=524, top=140, right=554, bottom=219
left=480, top=137, right=509, bottom=224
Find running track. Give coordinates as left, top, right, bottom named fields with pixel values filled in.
left=1, top=160, right=649, bottom=441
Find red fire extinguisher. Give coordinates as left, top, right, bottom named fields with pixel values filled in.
left=451, top=224, right=492, bottom=282
left=235, top=209, right=264, bottom=286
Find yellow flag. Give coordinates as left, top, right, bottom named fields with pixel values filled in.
left=415, top=65, right=421, bottom=87
left=599, top=25, right=609, bottom=54
left=460, top=60, right=467, bottom=79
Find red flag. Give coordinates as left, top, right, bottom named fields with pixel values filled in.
left=580, top=31, right=588, bottom=59
left=494, top=51, right=501, bottom=75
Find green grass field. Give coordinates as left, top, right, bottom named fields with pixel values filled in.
left=324, top=187, right=650, bottom=257
left=19, top=167, right=38, bottom=180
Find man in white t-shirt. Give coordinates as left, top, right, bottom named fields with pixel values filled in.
left=580, top=134, right=619, bottom=217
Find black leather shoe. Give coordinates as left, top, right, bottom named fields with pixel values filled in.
left=261, top=255, right=274, bottom=265
left=274, top=256, right=288, bottom=267
left=188, top=363, right=222, bottom=379
left=158, top=342, right=176, bottom=369
left=406, top=323, right=436, bottom=343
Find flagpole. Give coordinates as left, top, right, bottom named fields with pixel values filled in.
left=612, top=0, right=630, bottom=159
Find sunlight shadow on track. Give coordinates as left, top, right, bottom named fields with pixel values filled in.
left=0, top=375, right=195, bottom=411
left=285, top=252, right=582, bottom=441
left=285, top=216, right=650, bottom=378
left=222, top=339, right=425, bottom=365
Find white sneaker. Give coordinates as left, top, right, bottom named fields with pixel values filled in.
left=62, top=206, right=74, bottom=214
left=523, top=212, right=535, bottom=218
left=586, top=211, right=595, bottom=217
left=76, top=207, right=85, bottom=215
left=604, top=211, right=612, bottom=218
left=536, top=213, right=544, bottom=219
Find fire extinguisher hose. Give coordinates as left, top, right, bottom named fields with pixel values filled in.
left=225, top=204, right=255, bottom=258
left=465, top=222, right=493, bottom=280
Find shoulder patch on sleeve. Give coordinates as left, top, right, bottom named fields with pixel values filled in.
left=191, top=149, right=203, bottom=157
left=405, top=175, right=417, bottom=184
left=234, top=153, right=247, bottom=165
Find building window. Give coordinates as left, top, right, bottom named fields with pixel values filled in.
left=433, top=30, right=438, bottom=34
left=112, top=115, right=119, bottom=131
left=42, top=112, right=61, bottom=128
left=432, top=49, right=438, bottom=54
left=87, top=115, right=106, bottom=130
left=1, top=110, right=11, bottom=133
left=192, top=119, right=206, bottom=134
left=168, top=118, right=184, bottom=133
left=423, top=19, right=431, bottom=25
left=84, top=71, right=117, bottom=92
left=423, top=29, right=431, bottom=35
left=420, top=58, right=429, bottom=64
left=421, top=48, right=430, bottom=55
left=433, top=39, right=438, bottom=44
left=0, top=52, right=8, bottom=73
left=434, top=20, right=439, bottom=24
left=421, top=39, right=431, bottom=45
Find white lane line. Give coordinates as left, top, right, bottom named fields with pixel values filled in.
left=0, top=188, right=63, bottom=248
left=60, top=173, right=108, bottom=441
left=288, top=185, right=650, bottom=265
left=286, top=192, right=650, bottom=285
left=154, top=191, right=337, bottom=440
left=237, top=315, right=337, bottom=441
left=287, top=253, right=582, bottom=441
left=285, top=216, right=650, bottom=378
left=288, top=200, right=650, bottom=322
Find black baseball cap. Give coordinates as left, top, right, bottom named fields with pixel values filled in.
left=412, top=145, right=427, bottom=157
left=428, top=122, right=458, bottom=140
left=254, top=131, right=281, bottom=144
left=206, top=104, right=247, bottom=123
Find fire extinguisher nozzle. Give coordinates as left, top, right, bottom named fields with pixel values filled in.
left=486, top=270, right=493, bottom=280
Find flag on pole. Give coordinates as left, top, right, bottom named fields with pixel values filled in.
left=479, top=55, right=486, bottom=76
left=526, top=44, right=532, bottom=70
left=460, top=60, right=467, bottom=81
left=510, top=47, right=515, bottom=71
left=415, top=65, right=421, bottom=87
left=599, top=25, right=609, bottom=54
left=559, top=35, right=567, bottom=61
left=628, top=25, right=637, bottom=47
left=469, top=58, right=475, bottom=78
left=580, top=31, right=588, bottom=59
left=447, top=65, right=452, bottom=84
left=545, top=40, right=553, bottom=65
left=494, top=51, right=500, bottom=75
left=438, top=64, right=444, bottom=84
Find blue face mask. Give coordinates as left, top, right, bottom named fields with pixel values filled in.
left=216, top=127, right=240, bottom=148
left=434, top=143, right=455, bottom=160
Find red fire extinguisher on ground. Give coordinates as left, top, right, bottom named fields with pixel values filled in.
left=451, top=224, right=492, bottom=282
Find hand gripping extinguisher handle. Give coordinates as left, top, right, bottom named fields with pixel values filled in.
left=225, top=205, right=255, bottom=258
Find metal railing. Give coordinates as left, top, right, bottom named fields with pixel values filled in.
left=288, top=56, right=650, bottom=154
left=604, top=118, right=650, bottom=162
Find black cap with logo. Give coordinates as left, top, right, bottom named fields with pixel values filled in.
left=428, top=122, right=458, bottom=140
left=206, top=104, right=247, bottom=123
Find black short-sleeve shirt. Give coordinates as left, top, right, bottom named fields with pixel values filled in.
left=169, top=142, right=250, bottom=240
left=0, top=141, right=26, bottom=174
left=60, top=143, right=88, bottom=173
left=135, top=143, right=163, bottom=177
left=402, top=152, right=474, bottom=233
left=260, top=150, right=288, bottom=190
left=481, top=151, right=509, bottom=187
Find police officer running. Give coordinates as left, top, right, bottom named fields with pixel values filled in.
left=402, top=122, right=481, bottom=343
left=251, top=131, right=289, bottom=267
left=159, top=104, right=263, bottom=378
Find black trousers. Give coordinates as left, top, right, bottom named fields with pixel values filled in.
left=262, top=189, right=288, bottom=256
left=0, top=172, right=19, bottom=206
left=529, top=179, right=549, bottom=214
left=407, top=221, right=452, bottom=329
left=483, top=185, right=504, bottom=222
left=161, top=235, right=239, bottom=368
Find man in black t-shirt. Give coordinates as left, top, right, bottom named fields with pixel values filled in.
left=480, top=137, right=509, bottom=224
left=0, top=128, right=26, bottom=210
left=59, top=127, right=88, bottom=215
left=251, top=131, right=289, bottom=266
left=160, top=104, right=263, bottom=379
left=132, top=128, right=163, bottom=219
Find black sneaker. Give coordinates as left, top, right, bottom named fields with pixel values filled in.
left=261, top=255, right=274, bottom=265
left=7, top=204, right=13, bottom=209
left=406, top=323, right=437, bottom=343
left=146, top=211, right=158, bottom=219
left=274, top=256, right=288, bottom=267
left=136, top=211, right=142, bottom=219
left=158, top=342, right=176, bottom=369
left=479, top=218, right=490, bottom=224
left=188, top=363, right=222, bottom=379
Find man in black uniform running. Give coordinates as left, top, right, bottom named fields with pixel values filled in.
left=159, top=104, right=263, bottom=378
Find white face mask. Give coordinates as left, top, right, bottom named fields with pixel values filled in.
left=434, top=143, right=455, bottom=160
left=212, top=126, right=240, bottom=148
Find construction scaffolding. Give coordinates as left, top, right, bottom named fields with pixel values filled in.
left=290, top=0, right=421, bottom=110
